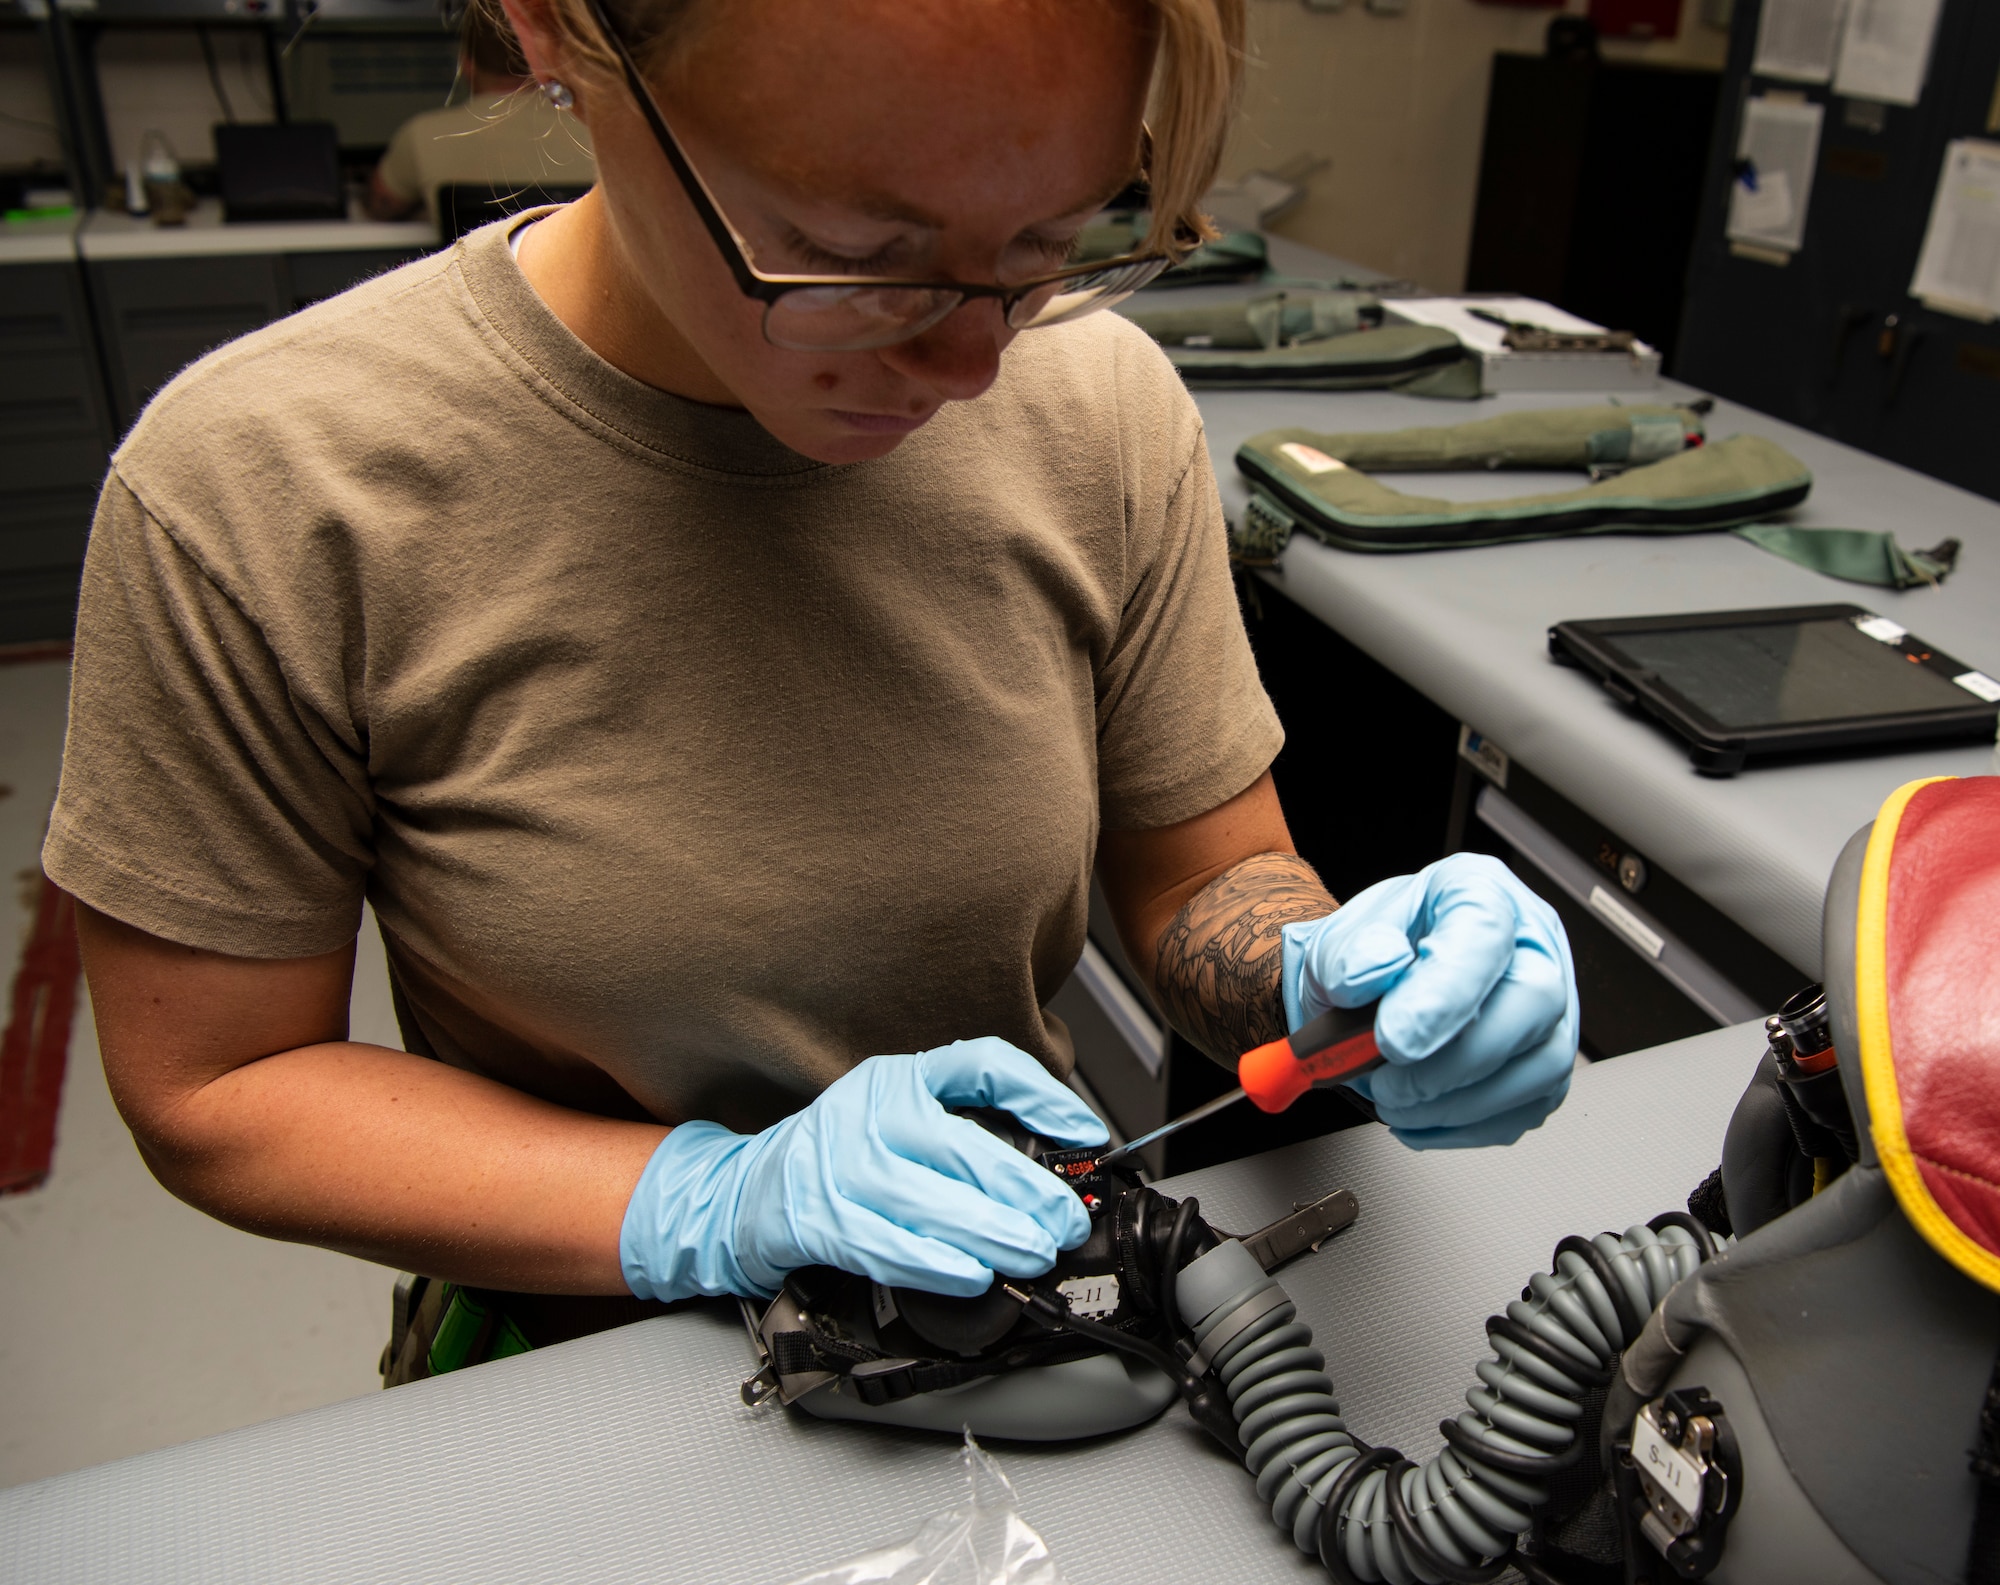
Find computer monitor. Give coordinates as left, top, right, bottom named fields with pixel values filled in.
left=214, top=121, right=344, bottom=222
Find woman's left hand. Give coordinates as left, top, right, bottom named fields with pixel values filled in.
left=1280, top=854, right=1578, bottom=1148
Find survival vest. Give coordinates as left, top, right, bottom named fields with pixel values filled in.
left=1233, top=403, right=1813, bottom=557
left=1124, top=289, right=1482, bottom=397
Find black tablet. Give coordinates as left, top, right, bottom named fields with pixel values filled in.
left=1549, top=604, right=2000, bottom=775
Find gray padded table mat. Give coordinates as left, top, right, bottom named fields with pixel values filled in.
left=1188, top=362, right=1999, bottom=980
left=0, top=1023, right=1762, bottom=1584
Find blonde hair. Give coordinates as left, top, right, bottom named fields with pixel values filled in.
left=485, top=0, right=1244, bottom=256
left=1144, top=0, right=1246, bottom=251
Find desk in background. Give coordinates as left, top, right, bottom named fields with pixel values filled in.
left=0, top=1020, right=1763, bottom=1585
left=1063, top=237, right=1999, bottom=1169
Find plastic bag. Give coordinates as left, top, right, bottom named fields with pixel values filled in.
left=783, top=1433, right=1067, bottom=1585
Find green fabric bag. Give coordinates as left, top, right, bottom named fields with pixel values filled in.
left=1120, top=288, right=1480, bottom=396
left=1255, top=403, right=1711, bottom=472
left=1168, top=324, right=1481, bottom=396
left=1125, top=289, right=1383, bottom=351
left=1236, top=411, right=1812, bottom=556
left=1076, top=215, right=1268, bottom=285
left=1732, top=523, right=1962, bottom=589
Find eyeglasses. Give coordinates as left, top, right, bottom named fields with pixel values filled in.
left=580, top=0, right=1174, bottom=352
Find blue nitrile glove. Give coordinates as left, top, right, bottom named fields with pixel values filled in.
left=1280, top=854, right=1578, bottom=1150
left=620, top=1037, right=1109, bottom=1302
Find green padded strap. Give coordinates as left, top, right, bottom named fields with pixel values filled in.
left=1236, top=433, right=1812, bottom=553
left=1125, top=290, right=1381, bottom=351
left=1732, top=523, right=1962, bottom=589
left=1243, top=404, right=1707, bottom=473
left=1166, top=323, right=1479, bottom=395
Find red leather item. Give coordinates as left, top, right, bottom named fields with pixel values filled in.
left=1883, top=777, right=2000, bottom=1277
left=0, top=876, right=80, bottom=1194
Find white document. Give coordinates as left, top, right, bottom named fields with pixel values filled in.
left=1833, top=0, right=1943, bottom=106
left=1910, top=139, right=2000, bottom=319
left=1728, top=98, right=1825, bottom=253
left=1753, top=0, right=1846, bottom=82
left=1380, top=296, right=1627, bottom=355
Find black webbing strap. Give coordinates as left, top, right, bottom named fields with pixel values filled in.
left=770, top=1328, right=877, bottom=1378
left=769, top=1327, right=999, bottom=1406
left=1968, top=1340, right=2000, bottom=1585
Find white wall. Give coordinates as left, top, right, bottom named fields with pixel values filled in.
left=95, top=27, right=276, bottom=173
left=0, top=33, right=66, bottom=173
left=1221, top=0, right=1731, bottom=290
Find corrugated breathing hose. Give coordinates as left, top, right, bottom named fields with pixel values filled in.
left=1172, top=1212, right=1717, bottom=1584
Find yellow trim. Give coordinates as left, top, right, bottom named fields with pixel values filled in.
left=1855, top=776, right=2000, bottom=1294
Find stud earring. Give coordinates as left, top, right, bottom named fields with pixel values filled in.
left=542, top=79, right=574, bottom=111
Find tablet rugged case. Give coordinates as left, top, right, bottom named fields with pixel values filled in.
left=1548, top=604, right=2000, bottom=776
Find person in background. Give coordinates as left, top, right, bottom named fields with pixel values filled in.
left=365, top=3, right=594, bottom=223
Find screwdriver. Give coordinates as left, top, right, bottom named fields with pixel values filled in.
left=1094, top=1002, right=1384, bottom=1168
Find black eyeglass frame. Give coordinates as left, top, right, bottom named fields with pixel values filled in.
left=578, top=0, right=1175, bottom=346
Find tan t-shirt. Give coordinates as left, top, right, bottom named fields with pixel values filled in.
left=375, top=93, right=595, bottom=220
left=46, top=221, right=1282, bottom=1134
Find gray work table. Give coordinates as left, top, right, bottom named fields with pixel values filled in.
left=0, top=213, right=81, bottom=264
left=1172, top=244, right=2000, bottom=978
left=77, top=197, right=438, bottom=260
left=0, top=1022, right=1760, bottom=1583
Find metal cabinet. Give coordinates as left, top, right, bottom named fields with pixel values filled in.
left=1676, top=0, right=2000, bottom=502
left=0, top=238, right=423, bottom=641
left=85, top=253, right=288, bottom=428
left=0, top=258, right=114, bottom=644
left=86, top=245, right=421, bottom=429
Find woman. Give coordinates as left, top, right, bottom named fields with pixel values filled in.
left=50, top=0, right=1575, bottom=1358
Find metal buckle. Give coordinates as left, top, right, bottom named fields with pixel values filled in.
left=1617, top=1386, right=1742, bottom=1580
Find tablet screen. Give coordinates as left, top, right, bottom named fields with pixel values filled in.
left=1604, top=616, right=1974, bottom=730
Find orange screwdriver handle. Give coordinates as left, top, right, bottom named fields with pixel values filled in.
left=1238, top=1004, right=1383, bottom=1114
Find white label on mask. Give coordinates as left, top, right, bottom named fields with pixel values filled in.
left=1632, top=1410, right=1705, bottom=1523
left=1056, top=1274, right=1121, bottom=1321
left=1954, top=670, right=2000, bottom=702
left=1279, top=442, right=1347, bottom=474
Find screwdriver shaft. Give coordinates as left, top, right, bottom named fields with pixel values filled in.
left=1093, top=1086, right=1246, bottom=1168
left=1090, top=1004, right=1385, bottom=1170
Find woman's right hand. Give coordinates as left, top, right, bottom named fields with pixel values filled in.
left=619, top=1038, right=1110, bottom=1301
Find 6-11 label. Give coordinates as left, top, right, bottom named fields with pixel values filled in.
left=1633, top=1411, right=1704, bottom=1521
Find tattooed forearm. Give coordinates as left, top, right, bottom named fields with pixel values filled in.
left=1151, top=852, right=1338, bottom=1063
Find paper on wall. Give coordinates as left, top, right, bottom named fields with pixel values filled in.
left=1733, top=170, right=1796, bottom=235
left=1832, top=0, right=1943, bottom=107
left=1728, top=97, right=1825, bottom=254
left=1752, top=0, right=1846, bottom=83
left=1910, top=139, right=2000, bottom=320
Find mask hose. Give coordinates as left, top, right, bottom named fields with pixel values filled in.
left=1174, top=1212, right=1714, bottom=1583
